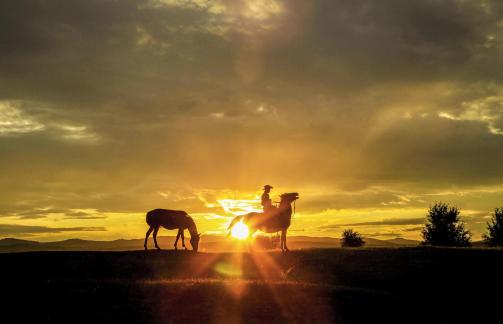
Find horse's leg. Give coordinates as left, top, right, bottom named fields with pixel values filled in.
left=153, top=227, right=161, bottom=250
left=144, top=226, right=154, bottom=250
left=181, top=230, right=187, bottom=250
left=174, top=229, right=181, bottom=250
left=284, top=231, right=289, bottom=251
left=282, top=229, right=289, bottom=252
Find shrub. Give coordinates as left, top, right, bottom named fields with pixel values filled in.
left=341, top=229, right=365, bottom=247
left=483, top=208, right=503, bottom=247
left=422, top=202, right=471, bottom=247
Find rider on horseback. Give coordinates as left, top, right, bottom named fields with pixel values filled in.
left=261, top=185, right=274, bottom=212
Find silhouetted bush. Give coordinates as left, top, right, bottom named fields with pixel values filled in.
left=483, top=208, right=503, bottom=247
left=422, top=202, right=471, bottom=247
left=341, top=229, right=365, bottom=247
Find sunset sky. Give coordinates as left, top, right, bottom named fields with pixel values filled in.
left=1, top=0, right=503, bottom=242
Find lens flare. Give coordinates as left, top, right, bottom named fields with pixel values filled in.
left=231, top=221, right=250, bottom=240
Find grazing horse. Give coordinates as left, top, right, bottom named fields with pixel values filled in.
left=227, top=192, right=299, bottom=252
left=144, top=209, right=200, bottom=252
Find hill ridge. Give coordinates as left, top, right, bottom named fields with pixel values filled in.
left=0, top=236, right=421, bottom=252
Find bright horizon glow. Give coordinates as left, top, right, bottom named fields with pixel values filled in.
left=231, top=221, right=250, bottom=240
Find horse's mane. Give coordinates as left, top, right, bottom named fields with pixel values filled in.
left=280, top=192, right=299, bottom=201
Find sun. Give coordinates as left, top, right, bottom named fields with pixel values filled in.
left=231, top=221, right=250, bottom=240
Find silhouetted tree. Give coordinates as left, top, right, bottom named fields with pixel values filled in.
left=483, top=208, right=503, bottom=247
left=422, top=202, right=471, bottom=247
left=341, top=229, right=365, bottom=247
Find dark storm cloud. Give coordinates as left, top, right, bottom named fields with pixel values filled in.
left=1, top=0, right=501, bottom=103
left=231, top=0, right=503, bottom=98
left=1, top=0, right=503, bottom=234
left=0, top=0, right=231, bottom=110
left=0, top=224, right=106, bottom=235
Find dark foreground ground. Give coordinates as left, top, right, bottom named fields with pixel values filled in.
left=2, top=248, right=503, bottom=323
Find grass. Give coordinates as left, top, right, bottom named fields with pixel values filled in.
left=2, top=247, right=503, bottom=323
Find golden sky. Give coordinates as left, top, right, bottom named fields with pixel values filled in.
left=1, top=0, right=503, bottom=241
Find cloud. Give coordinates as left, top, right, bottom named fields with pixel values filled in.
left=14, top=208, right=68, bottom=219
left=347, top=218, right=426, bottom=226
left=5, top=208, right=106, bottom=220
left=0, top=224, right=106, bottom=236
left=403, top=227, right=424, bottom=232
left=51, top=124, right=100, bottom=142
left=321, top=217, right=426, bottom=229
left=0, top=102, right=45, bottom=135
left=363, top=232, right=403, bottom=238
left=438, top=92, right=503, bottom=135
left=0, top=101, right=100, bottom=143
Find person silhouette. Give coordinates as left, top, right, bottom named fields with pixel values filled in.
left=261, top=185, right=274, bottom=212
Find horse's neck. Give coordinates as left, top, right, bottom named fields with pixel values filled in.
left=186, top=218, right=198, bottom=237
left=279, top=201, right=292, bottom=213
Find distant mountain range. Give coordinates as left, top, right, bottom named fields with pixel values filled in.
left=0, top=235, right=421, bottom=253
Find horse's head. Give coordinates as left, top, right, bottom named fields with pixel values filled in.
left=190, top=233, right=201, bottom=252
left=280, top=192, right=300, bottom=203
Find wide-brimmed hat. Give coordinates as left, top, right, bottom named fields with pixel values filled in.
left=263, top=185, right=273, bottom=189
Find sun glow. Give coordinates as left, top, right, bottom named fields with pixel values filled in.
left=231, top=221, right=250, bottom=240
left=242, top=0, right=283, bottom=21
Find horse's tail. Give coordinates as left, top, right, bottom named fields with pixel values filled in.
left=227, top=216, right=243, bottom=236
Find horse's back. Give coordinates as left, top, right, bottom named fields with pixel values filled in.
left=146, top=209, right=188, bottom=229
left=245, top=210, right=291, bottom=233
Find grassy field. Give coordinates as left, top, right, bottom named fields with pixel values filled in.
left=2, top=247, right=503, bottom=323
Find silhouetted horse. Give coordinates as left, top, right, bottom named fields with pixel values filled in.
left=227, top=192, right=299, bottom=251
left=144, top=209, right=200, bottom=252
